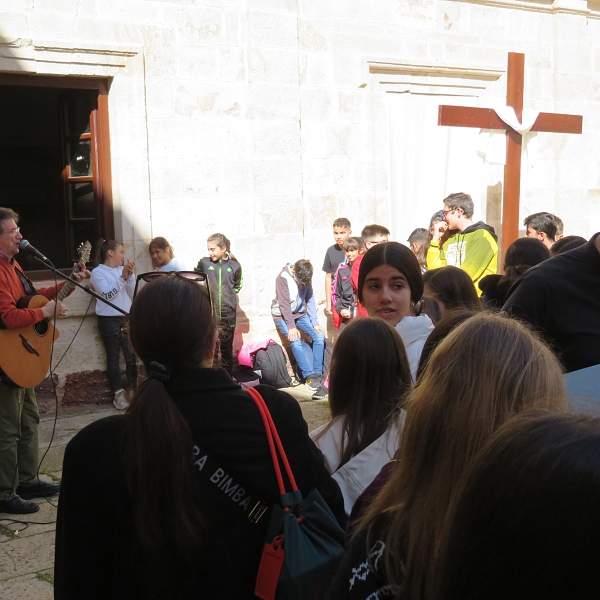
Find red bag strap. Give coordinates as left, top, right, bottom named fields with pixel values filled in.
left=247, top=388, right=298, bottom=495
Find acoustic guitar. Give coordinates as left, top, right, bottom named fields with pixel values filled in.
left=0, top=241, right=92, bottom=388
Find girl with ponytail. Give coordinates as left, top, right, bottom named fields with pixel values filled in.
left=90, top=239, right=136, bottom=410
left=55, top=273, right=345, bottom=600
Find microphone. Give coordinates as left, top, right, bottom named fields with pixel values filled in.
left=19, top=240, right=51, bottom=264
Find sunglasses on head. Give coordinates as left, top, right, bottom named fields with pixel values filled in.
left=133, top=270, right=210, bottom=299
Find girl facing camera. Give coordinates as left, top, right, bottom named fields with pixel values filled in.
left=357, top=241, right=434, bottom=379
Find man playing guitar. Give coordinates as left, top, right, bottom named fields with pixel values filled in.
left=0, top=207, right=91, bottom=514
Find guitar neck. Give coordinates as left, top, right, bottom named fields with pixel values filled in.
left=56, top=265, right=82, bottom=303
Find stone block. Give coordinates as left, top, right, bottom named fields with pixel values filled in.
left=252, top=158, right=302, bottom=196
left=252, top=120, right=300, bottom=156
left=556, top=43, right=593, bottom=73
left=182, top=159, right=221, bottom=196
left=0, top=574, right=53, bottom=599
left=177, top=43, right=219, bottom=80
left=223, top=8, right=246, bottom=45
left=554, top=71, right=595, bottom=103
left=0, top=530, right=55, bottom=581
left=220, top=46, right=246, bottom=81
left=307, top=195, right=337, bottom=230
left=298, top=19, right=329, bottom=52
left=247, top=83, right=300, bottom=120
left=36, top=0, right=78, bottom=11
left=110, top=117, right=149, bottom=160
left=438, top=3, right=472, bottom=34
left=173, top=7, right=224, bottom=44
left=144, top=79, right=174, bottom=119
left=249, top=10, right=298, bottom=48
left=249, top=48, right=298, bottom=85
left=148, top=158, right=184, bottom=197
left=299, top=51, right=331, bottom=87
left=0, top=11, right=29, bottom=35
left=302, top=158, right=353, bottom=195
left=219, top=160, right=253, bottom=195
left=300, top=87, right=334, bottom=121
left=172, top=81, right=246, bottom=118
left=301, top=121, right=328, bottom=158
left=255, top=195, right=304, bottom=234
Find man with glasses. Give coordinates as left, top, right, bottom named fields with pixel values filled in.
left=427, top=192, right=498, bottom=294
left=0, top=207, right=85, bottom=514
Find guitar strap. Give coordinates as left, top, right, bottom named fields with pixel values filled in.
left=14, top=264, right=38, bottom=297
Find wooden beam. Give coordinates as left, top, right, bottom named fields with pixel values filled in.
left=439, top=106, right=583, bottom=135
left=502, top=52, right=525, bottom=255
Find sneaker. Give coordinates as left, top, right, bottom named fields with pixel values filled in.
left=305, top=374, right=322, bottom=391
left=311, top=384, right=328, bottom=400
left=113, top=389, right=129, bottom=410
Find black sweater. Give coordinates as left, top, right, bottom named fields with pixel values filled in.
left=55, top=369, right=344, bottom=599
left=503, top=234, right=600, bottom=373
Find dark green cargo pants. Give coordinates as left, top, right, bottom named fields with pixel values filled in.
left=0, top=381, right=39, bottom=501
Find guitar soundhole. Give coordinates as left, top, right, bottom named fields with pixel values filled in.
left=35, top=319, right=49, bottom=336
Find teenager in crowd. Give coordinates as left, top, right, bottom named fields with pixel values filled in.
left=327, top=312, right=567, bottom=600
left=524, top=211, right=564, bottom=249
left=550, top=234, right=587, bottom=256
left=407, top=228, right=428, bottom=272
left=194, top=233, right=242, bottom=373
left=323, top=218, right=352, bottom=316
left=423, top=266, right=483, bottom=317
left=148, top=236, right=186, bottom=272
left=357, top=242, right=433, bottom=379
left=428, top=192, right=498, bottom=293
left=479, top=237, right=550, bottom=310
left=433, top=412, right=600, bottom=600
left=55, top=273, right=344, bottom=600
left=311, top=318, right=412, bottom=515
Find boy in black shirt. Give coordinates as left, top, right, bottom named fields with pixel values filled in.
left=323, top=218, right=352, bottom=316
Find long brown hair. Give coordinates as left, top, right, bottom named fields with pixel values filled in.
left=123, top=274, right=217, bottom=597
left=423, top=266, right=483, bottom=313
left=315, top=318, right=412, bottom=469
left=358, top=312, right=567, bottom=600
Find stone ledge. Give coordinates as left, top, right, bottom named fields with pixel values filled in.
left=0, top=37, right=139, bottom=76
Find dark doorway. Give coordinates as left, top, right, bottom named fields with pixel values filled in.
left=0, top=80, right=113, bottom=273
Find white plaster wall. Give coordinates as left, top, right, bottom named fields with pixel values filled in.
left=0, top=0, right=599, bottom=375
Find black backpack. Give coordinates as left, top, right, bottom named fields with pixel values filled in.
left=252, top=342, right=293, bottom=389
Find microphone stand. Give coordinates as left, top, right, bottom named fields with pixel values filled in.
left=33, top=256, right=140, bottom=391
left=32, top=256, right=128, bottom=315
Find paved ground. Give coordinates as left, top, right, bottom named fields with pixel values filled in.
left=0, top=386, right=330, bottom=598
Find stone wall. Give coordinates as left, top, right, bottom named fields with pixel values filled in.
left=1, top=0, right=599, bottom=378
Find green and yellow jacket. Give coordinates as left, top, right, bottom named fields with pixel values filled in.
left=195, top=255, right=243, bottom=321
left=427, top=222, right=498, bottom=294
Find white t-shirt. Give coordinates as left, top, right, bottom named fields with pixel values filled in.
left=159, top=257, right=187, bottom=272
left=90, top=264, right=135, bottom=317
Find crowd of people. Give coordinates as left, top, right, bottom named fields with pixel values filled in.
left=1, top=194, right=600, bottom=599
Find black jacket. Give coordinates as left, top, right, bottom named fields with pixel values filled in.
left=503, top=235, right=600, bottom=373
left=195, top=255, right=242, bottom=321
left=55, top=369, right=345, bottom=600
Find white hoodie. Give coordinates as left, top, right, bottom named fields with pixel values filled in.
left=395, top=314, right=434, bottom=380
left=90, top=264, right=135, bottom=317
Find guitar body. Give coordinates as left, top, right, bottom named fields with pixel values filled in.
left=0, top=295, right=60, bottom=388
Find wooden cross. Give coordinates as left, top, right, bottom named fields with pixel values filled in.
left=438, top=52, right=583, bottom=258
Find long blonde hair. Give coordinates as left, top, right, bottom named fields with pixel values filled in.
left=358, top=312, right=567, bottom=600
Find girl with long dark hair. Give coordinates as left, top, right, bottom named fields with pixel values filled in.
left=55, top=273, right=345, bottom=600
left=311, top=318, right=412, bottom=515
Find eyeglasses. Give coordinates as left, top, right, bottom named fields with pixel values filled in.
left=442, top=209, right=455, bottom=217
left=1, top=227, right=20, bottom=235
left=133, top=270, right=211, bottom=301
